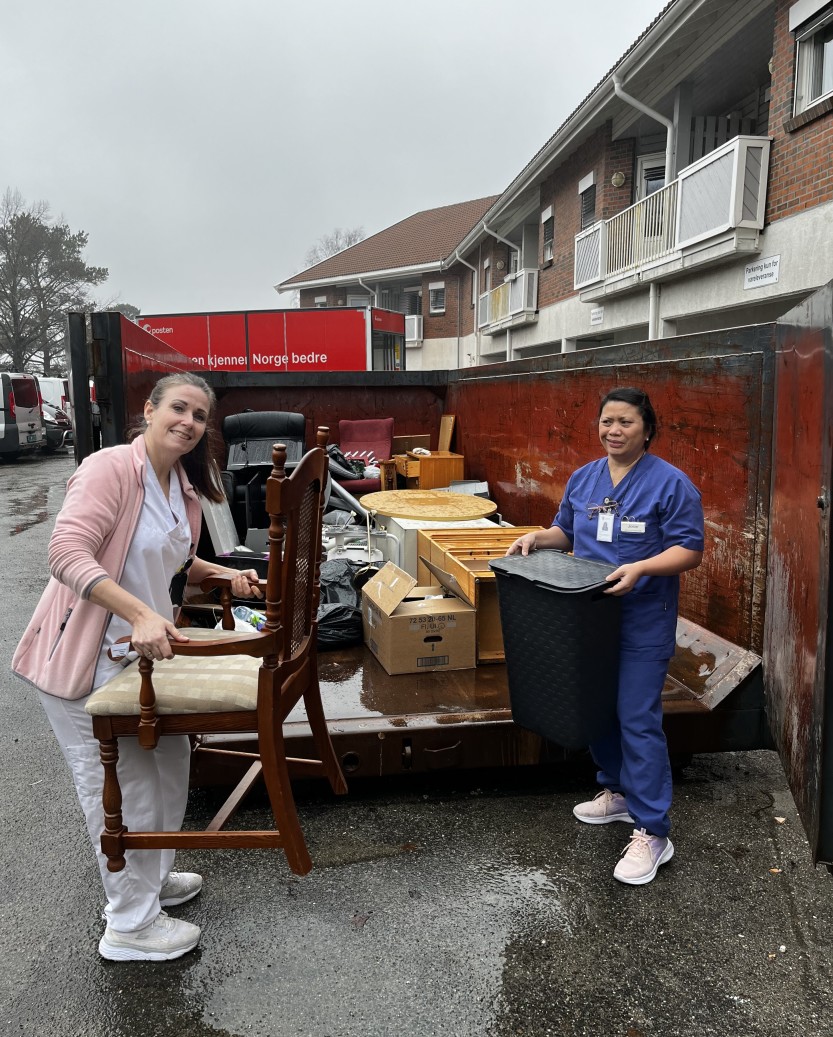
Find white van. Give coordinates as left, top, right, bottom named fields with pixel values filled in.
left=37, top=376, right=69, bottom=412
left=0, top=372, right=47, bottom=460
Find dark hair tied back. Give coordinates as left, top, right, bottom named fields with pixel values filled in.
left=599, top=386, right=658, bottom=448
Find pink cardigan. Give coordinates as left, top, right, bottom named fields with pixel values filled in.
left=12, top=436, right=203, bottom=700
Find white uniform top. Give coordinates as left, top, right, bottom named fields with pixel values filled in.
left=93, top=460, right=191, bottom=689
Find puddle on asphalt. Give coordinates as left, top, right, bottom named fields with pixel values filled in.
left=7, top=486, right=50, bottom=536
left=183, top=848, right=579, bottom=1037
left=10, top=509, right=49, bottom=536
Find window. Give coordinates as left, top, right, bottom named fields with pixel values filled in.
left=509, top=250, right=520, bottom=275
left=541, top=205, right=554, bottom=262
left=636, top=153, right=666, bottom=200
left=314, top=295, right=327, bottom=308
left=482, top=259, right=491, bottom=294
left=794, top=5, right=833, bottom=114
left=428, top=281, right=446, bottom=314
left=580, top=187, right=596, bottom=229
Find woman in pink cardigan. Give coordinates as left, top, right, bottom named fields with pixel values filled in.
left=13, top=373, right=262, bottom=962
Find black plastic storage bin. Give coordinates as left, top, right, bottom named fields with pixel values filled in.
left=489, top=551, right=621, bottom=750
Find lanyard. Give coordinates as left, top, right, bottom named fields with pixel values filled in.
left=585, top=456, right=644, bottom=523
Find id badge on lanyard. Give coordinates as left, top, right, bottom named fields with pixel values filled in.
left=597, top=511, right=614, bottom=543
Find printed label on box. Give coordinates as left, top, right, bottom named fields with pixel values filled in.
left=408, top=615, right=457, bottom=632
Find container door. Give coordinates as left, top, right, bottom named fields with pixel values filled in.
left=764, top=285, right=833, bottom=866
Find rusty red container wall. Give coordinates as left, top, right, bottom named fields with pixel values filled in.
left=210, top=383, right=448, bottom=449
left=115, top=320, right=777, bottom=655
left=764, top=288, right=833, bottom=864
left=446, top=334, right=776, bottom=655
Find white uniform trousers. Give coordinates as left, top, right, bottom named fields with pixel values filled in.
left=39, top=691, right=191, bottom=933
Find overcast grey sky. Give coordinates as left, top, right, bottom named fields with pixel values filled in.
left=2, top=0, right=665, bottom=314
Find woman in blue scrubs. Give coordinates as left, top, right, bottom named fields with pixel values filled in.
left=507, top=387, right=704, bottom=885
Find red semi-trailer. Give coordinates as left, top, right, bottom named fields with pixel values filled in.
left=137, top=306, right=406, bottom=374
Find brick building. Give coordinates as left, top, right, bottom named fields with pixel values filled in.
left=278, top=0, right=833, bottom=369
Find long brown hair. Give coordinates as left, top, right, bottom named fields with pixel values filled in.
left=138, top=373, right=225, bottom=502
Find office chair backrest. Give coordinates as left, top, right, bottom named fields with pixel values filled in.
left=223, top=411, right=307, bottom=469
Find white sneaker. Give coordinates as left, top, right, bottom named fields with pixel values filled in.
left=160, top=871, right=203, bottom=907
left=573, top=789, right=634, bottom=825
left=99, top=911, right=201, bottom=961
left=613, top=828, right=675, bottom=885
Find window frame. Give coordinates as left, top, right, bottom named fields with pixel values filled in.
left=541, top=205, right=554, bottom=263
left=793, top=4, right=833, bottom=114
left=428, top=281, right=446, bottom=315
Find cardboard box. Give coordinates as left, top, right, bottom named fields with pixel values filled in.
left=361, top=562, right=476, bottom=675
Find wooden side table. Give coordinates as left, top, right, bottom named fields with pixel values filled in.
left=359, top=489, right=496, bottom=522
left=394, top=451, right=464, bottom=489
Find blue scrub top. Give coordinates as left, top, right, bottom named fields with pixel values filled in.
left=552, top=453, right=704, bottom=656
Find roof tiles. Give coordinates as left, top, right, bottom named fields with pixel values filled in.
left=280, top=195, right=499, bottom=287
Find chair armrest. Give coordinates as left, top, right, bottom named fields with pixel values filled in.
left=171, top=629, right=277, bottom=658
left=197, top=575, right=268, bottom=630
left=199, top=575, right=268, bottom=592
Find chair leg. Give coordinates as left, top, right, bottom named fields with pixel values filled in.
left=98, top=735, right=128, bottom=873
left=304, top=672, right=348, bottom=795
left=259, top=710, right=313, bottom=876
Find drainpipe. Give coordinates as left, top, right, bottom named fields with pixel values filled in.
left=613, top=74, right=673, bottom=341
left=453, top=250, right=479, bottom=366
left=648, top=283, right=661, bottom=340
left=612, top=74, right=675, bottom=183
left=482, top=222, right=519, bottom=260
left=357, top=278, right=377, bottom=305
left=483, top=224, right=520, bottom=363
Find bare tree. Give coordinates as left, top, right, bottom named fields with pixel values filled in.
left=99, top=299, right=141, bottom=321
left=0, top=189, right=109, bottom=374
left=303, top=226, right=365, bottom=268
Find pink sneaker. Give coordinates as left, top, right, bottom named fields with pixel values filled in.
left=614, top=828, right=674, bottom=885
left=573, top=789, right=634, bottom=825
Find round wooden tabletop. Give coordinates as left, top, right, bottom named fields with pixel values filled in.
left=359, top=489, right=497, bottom=521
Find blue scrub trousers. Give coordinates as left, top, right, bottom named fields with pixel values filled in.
left=589, top=651, right=673, bottom=838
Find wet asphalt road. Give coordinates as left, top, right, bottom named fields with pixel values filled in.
left=1, top=451, right=832, bottom=1037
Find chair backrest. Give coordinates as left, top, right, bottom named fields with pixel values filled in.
left=263, top=427, right=329, bottom=662
left=223, top=411, right=307, bottom=469
left=337, top=418, right=394, bottom=463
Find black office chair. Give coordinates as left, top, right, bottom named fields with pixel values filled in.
left=222, top=411, right=307, bottom=539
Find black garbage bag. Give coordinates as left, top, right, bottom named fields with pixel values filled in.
left=317, top=558, right=364, bottom=649
left=317, top=602, right=363, bottom=651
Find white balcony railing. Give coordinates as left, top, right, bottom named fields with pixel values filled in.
left=405, top=314, right=423, bottom=343
left=478, top=268, right=538, bottom=330
left=574, top=135, right=771, bottom=290
left=605, top=180, right=679, bottom=279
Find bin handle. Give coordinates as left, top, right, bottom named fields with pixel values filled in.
left=532, top=580, right=617, bottom=596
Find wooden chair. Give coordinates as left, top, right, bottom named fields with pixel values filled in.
left=85, top=428, right=347, bottom=876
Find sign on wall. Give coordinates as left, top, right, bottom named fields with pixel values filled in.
left=744, top=255, right=781, bottom=290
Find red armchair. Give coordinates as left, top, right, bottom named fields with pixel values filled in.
left=334, top=418, right=394, bottom=495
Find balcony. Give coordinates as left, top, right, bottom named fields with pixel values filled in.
left=574, top=135, right=771, bottom=297
left=478, top=268, right=539, bottom=334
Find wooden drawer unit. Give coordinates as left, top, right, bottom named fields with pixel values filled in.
left=394, top=454, right=421, bottom=480
left=394, top=451, right=465, bottom=489
left=415, top=527, right=544, bottom=663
